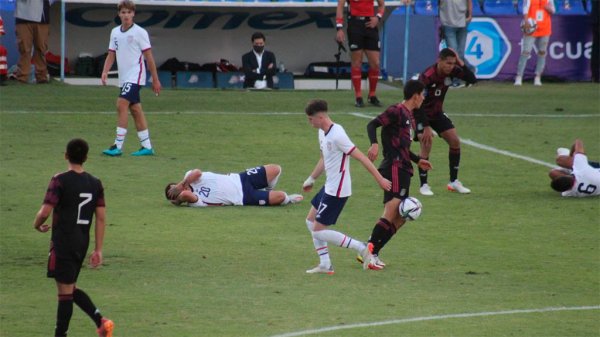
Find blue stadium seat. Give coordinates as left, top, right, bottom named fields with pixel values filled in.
left=215, top=72, right=244, bottom=89
left=483, top=0, right=517, bottom=15
left=147, top=70, right=174, bottom=88
left=517, top=0, right=525, bottom=14
left=176, top=71, right=214, bottom=88
left=555, top=0, right=587, bottom=14
left=391, top=4, right=414, bottom=15
left=274, top=72, right=294, bottom=89
left=472, top=0, right=485, bottom=16
left=415, top=0, right=438, bottom=15
left=585, top=0, right=592, bottom=12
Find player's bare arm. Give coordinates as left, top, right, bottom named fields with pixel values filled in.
left=143, top=49, right=162, bottom=95
left=573, top=139, right=584, bottom=154
left=169, top=169, right=202, bottom=198
left=33, top=204, right=53, bottom=233
left=335, top=0, right=346, bottom=43
left=366, top=0, right=385, bottom=29
left=351, top=148, right=392, bottom=191
left=100, top=51, right=116, bottom=86
left=303, top=157, right=325, bottom=192
left=90, top=206, right=106, bottom=268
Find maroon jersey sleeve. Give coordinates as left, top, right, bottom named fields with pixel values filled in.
left=43, top=175, right=62, bottom=207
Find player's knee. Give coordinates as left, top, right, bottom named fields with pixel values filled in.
left=269, top=191, right=286, bottom=205
left=538, top=50, right=546, bottom=57
left=521, top=51, right=531, bottom=57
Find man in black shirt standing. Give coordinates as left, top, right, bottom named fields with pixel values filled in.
left=33, top=139, right=114, bottom=337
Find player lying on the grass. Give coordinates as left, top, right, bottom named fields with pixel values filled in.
left=165, top=164, right=303, bottom=207
left=549, top=139, right=600, bottom=197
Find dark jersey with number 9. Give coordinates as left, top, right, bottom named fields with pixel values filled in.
left=43, top=171, right=105, bottom=256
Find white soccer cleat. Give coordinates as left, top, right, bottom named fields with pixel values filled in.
left=534, top=76, right=542, bottom=86
left=556, top=147, right=570, bottom=157
left=514, top=75, right=523, bottom=86
left=356, top=253, right=386, bottom=267
left=306, top=264, right=334, bottom=275
left=419, top=184, right=434, bottom=196
left=447, top=180, right=471, bottom=194
left=288, top=194, right=304, bottom=204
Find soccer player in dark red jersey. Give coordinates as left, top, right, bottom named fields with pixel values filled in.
left=33, top=138, right=114, bottom=337
left=357, top=80, right=432, bottom=269
left=336, top=0, right=385, bottom=108
left=415, top=48, right=476, bottom=196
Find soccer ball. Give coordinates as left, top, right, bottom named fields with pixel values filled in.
left=399, top=197, right=422, bottom=220
left=520, top=18, right=537, bottom=35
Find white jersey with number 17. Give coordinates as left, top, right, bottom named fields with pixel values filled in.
left=108, top=23, right=151, bottom=87
left=319, top=124, right=356, bottom=198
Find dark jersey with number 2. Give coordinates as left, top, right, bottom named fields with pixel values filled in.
left=43, top=171, right=105, bottom=257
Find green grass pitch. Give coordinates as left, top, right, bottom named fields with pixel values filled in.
left=0, top=81, right=599, bottom=337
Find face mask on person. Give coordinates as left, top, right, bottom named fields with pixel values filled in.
left=253, top=45, right=264, bottom=53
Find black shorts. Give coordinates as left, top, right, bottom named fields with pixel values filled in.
left=47, top=243, right=86, bottom=284
left=379, top=163, right=411, bottom=204
left=347, top=17, right=380, bottom=51
left=416, top=113, right=455, bottom=138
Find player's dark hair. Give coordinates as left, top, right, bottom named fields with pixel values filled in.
left=439, top=48, right=457, bottom=60
left=550, top=176, right=574, bottom=192
left=305, top=99, right=328, bottom=116
left=165, top=183, right=177, bottom=200
left=66, top=138, right=88, bottom=165
left=251, top=32, right=265, bottom=42
left=403, top=80, right=425, bottom=100
left=118, top=0, right=135, bottom=11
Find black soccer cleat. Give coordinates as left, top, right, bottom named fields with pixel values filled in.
left=355, top=97, right=365, bottom=108
left=368, top=96, right=382, bottom=107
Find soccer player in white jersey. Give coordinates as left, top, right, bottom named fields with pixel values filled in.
left=101, top=0, right=161, bottom=157
left=302, top=99, right=391, bottom=274
left=549, top=139, right=600, bottom=197
left=165, top=164, right=303, bottom=207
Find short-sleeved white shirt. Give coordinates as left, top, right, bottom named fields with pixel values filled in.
left=319, top=124, right=356, bottom=198
left=108, top=23, right=151, bottom=87
left=562, top=153, right=600, bottom=197
left=184, top=171, right=244, bottom=207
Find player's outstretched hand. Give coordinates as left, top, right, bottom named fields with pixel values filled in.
left=89, top=250, right=103, bottom=268
left=379, top=177, right=392, bottom=191
left=418, top=158, right=432, bottom=171
left=367, top=143, right=379, bottom=162
left=302, top=176, right=315, bottom=192
left=34, top=223, right=50, bottom=233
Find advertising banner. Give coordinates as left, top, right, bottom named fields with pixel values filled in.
left=462, top=16, right=593, bottom=81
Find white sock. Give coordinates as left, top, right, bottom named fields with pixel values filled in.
left=312, top=229, right=364, bottom=253
left=137, top=129, right=152, bottom=149
left=282, top=193, right=291, bottom=205
left=114, top=127, right=127, bottom=150
left=306, top=220, right=331, bottom=267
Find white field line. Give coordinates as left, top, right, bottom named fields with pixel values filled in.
left=351, top=113, right=557, bottom=168
left=3, top=110, right=599, bottom=118
left=267, top=305, right=600, bottom=337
